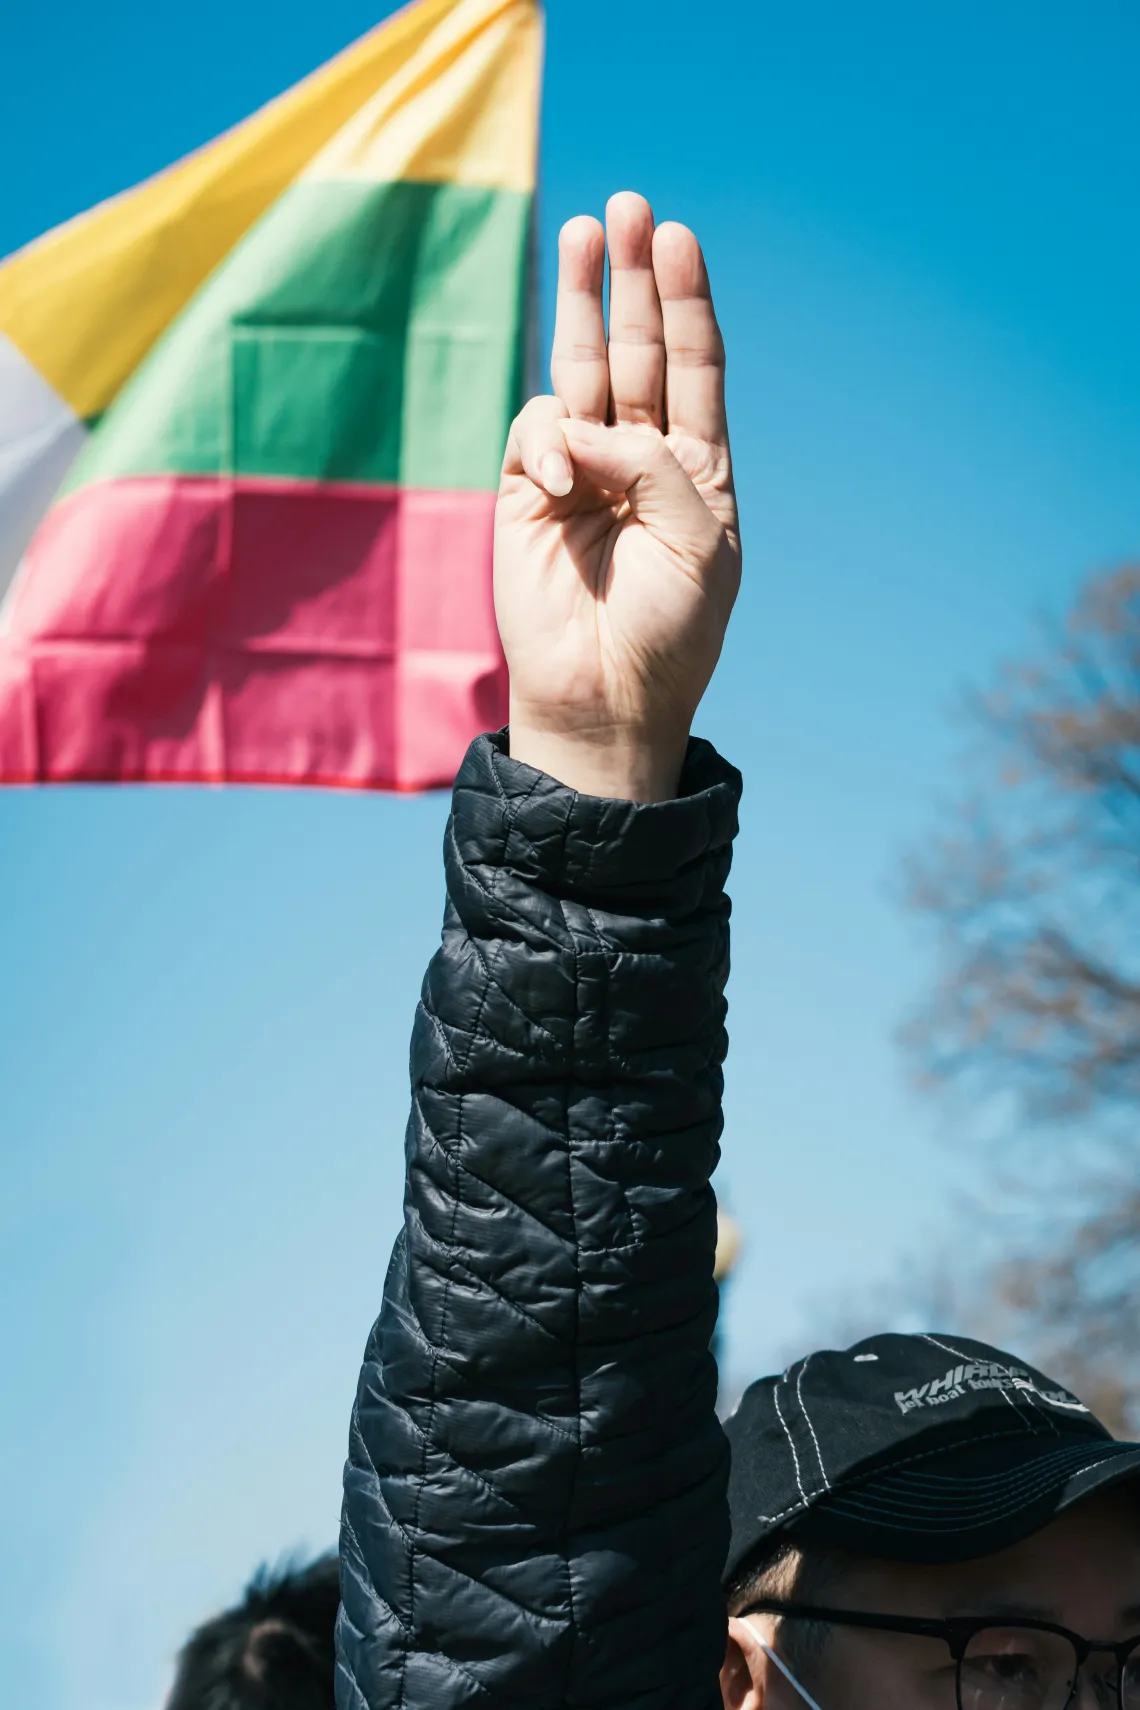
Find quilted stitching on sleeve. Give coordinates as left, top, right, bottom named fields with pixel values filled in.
left=336, top=731, right=742, bottom=1710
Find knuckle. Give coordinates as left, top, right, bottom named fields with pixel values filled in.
left=615, top=406, right=663, bottom=428
left=519, top=394, right=567, bottom=424
left=665, top=343, right=726, bottom=369
left=553, top=343, right=608, bottom=364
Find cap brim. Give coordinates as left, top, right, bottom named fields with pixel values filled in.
left=791, top=1435, right=1140, bottom=1564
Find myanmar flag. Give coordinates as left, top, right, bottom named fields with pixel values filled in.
left=0, top=0, right=540, bottom=789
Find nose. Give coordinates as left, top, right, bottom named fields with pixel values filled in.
left=1072, top=1659, right=1117, bottom=1708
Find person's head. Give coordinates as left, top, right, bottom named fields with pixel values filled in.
left=166, top=1555, right=339, bottom=1710
left=719, top=1334, right=1140, bottom=1710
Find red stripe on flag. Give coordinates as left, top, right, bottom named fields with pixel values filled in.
left=0, top=476, right=506, bottom=790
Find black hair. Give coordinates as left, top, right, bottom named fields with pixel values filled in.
left=725, top=1535, right=848, bottom=1682
left=166, top=1555, right=340, bottom=1710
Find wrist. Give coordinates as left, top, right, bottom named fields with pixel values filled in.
left=507, top=717, right=688, bottom=804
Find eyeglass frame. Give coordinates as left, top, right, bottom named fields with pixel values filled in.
left=739, top=1599, right=1140, bottom=1710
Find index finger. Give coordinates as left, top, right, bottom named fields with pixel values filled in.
left=550, top=215, right=609, bottom=422
left=652, top=222, right=728, bottom=447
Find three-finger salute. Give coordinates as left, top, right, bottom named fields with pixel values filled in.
left=495, top=191, right=741, bottom=803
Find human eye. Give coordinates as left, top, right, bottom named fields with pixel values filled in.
left=959, top=1627, right=1075, bottom=1710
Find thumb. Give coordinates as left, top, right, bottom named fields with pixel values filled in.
left=561, top=420, right=715, bottom=545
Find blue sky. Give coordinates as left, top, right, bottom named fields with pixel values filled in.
left=3, top=1, right=1140, bottom=1704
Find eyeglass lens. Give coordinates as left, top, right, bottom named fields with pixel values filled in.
left=960, top=1628, right=1079, bottom=1710
left=1121, top=1643, right=1140, bottom=1710
left=960, top=1629, right=1140, bottom=1710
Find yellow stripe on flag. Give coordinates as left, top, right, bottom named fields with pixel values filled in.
left=305, top=0, right=541, bottom=189
left=0, top=0, right=539, bottom=424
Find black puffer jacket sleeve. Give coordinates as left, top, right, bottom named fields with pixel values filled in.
left=337, top=730, right=741, bottom=1710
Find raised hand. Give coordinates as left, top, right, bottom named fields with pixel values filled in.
left=494, top=191, right=741, bottom=802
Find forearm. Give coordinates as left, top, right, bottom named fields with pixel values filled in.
left=340, top=181, right=742, bottom=1710
left=507, top=710, right=690, bottom=803
left=338, top=732, right=740, bottom=1710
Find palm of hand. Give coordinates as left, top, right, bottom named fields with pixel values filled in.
left=498, top=430, right=736, bottom=729
left=494, top=197, right=740, bottom=797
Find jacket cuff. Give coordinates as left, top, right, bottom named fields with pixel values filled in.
left=450, top=729, right=741, bottom=908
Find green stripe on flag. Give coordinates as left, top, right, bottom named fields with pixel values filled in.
left=64, top=179, right=532, bottom=497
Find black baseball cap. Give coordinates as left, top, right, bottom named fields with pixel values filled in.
left=724, top=1331, right=1140, bottom=1579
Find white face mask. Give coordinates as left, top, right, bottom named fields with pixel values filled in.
left=745, top=1619, right=828, bottom=1710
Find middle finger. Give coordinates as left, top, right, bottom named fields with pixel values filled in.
left=605, top=191, right=666, bottom=429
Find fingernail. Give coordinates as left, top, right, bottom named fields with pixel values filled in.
left=541, top=452, right=574, bottom=497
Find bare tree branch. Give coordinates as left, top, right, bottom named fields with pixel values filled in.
left=901, top=563, right=1140, bottom=1425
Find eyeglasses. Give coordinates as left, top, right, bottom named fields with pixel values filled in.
left=742, top=1600, right=1140, bottom=1710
